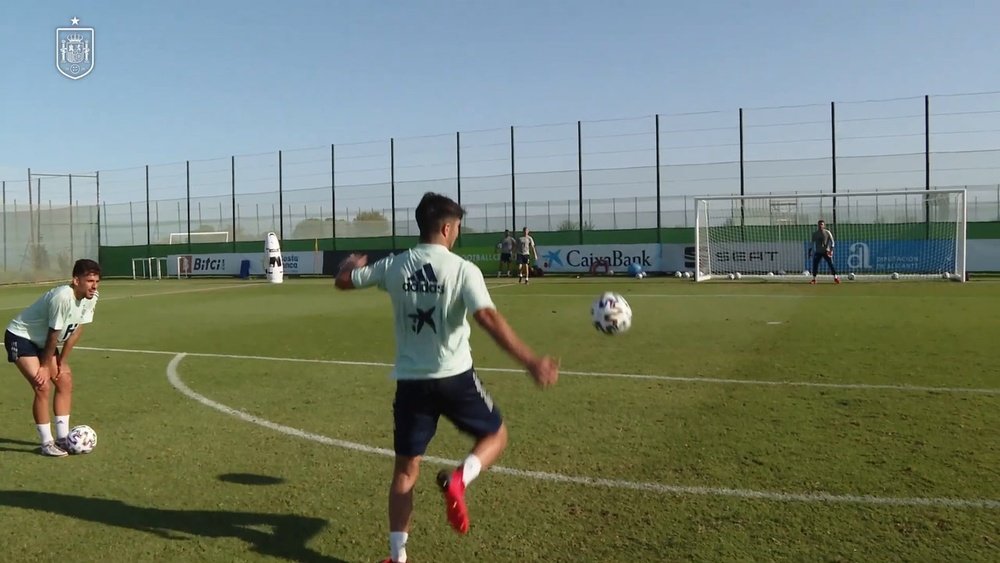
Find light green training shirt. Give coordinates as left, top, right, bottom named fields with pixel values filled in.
left=7, top=285, right=98, bottom=346
left=351, top=244, right=496, bottom=380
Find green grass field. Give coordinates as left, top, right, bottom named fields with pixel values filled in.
left=0, top=276, right=998, bottom=562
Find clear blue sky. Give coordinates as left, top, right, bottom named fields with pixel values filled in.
left=2, top=0, right=1000, bottom=204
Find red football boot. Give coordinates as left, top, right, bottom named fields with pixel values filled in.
left=437, top=468, right=470, bottom=534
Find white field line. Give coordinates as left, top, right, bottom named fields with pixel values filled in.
left=77, top=346, right=1000, bottom=395
left=165, top=353, right=1000, bottom=509
left=487, top=293, right=932, bottom=299
left=489, top=292, right=807, bottom=298
left=0, top=283, right=265, bottom=313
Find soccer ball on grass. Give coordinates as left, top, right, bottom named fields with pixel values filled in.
left=592, top=292, right=632, bottom=335
left=65, top=425, right=97, bottom=454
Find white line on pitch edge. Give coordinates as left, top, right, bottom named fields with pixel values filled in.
left=76, top=345, right=1000, bottom=395
left=165, top=353, right=1000, bottom=510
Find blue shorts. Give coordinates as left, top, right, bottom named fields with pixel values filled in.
left=517, top=254, right=530, bottom=265
left=4, top=330, right=45, bottom=363
left=393, top=368, right=503, bottom=457
left=500, top=252, right=512, bottom=263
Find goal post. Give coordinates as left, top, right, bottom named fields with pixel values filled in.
left=168, top=231, right=230, bottom=244
left=694, top=189, right=967, bottom=282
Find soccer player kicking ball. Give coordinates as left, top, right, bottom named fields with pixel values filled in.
left=810, top=219, right=840, bottom=284
left=335, top=192, right=559, bottom=563
left=4, top=259, right=101, bottom=457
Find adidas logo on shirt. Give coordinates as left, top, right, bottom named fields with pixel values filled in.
left=402, top=264, right=445, bottom=294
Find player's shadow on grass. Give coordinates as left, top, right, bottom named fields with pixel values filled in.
left=218, top=472, right=286, bottom=485
left=0, top=490, right=347, bottom=563
left=0, top=436, right=39, bottom=454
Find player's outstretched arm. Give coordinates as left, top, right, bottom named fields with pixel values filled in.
left=334, top=254, right=368, bottom=290
left=473, top=308, right=558, bottom=388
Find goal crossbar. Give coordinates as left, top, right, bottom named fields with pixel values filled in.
left=694, top=188, right=967, bottom=202
left=168, top=231, right=231, bottom=244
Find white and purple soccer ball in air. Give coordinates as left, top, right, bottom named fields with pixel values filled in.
left=592, top=292, right=632, bottom=335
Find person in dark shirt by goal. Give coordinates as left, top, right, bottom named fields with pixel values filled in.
left=809, top=219, right=840, bottom=284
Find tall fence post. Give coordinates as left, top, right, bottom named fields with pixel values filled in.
left=231, top=156, right=236, bottom=251
left=739, top=108, right=746, bottom=230
left=36, top=178, right=42, bottom=251
left=577, top=120, right=584, bottom=243
left=831, top=101, right=838, bottom=226
left=925, top=94, right=931, bottom=192
left=390, top=138, right=396, bottom=248
left=278, top=150, right=284, bottom=240
left=655, top=114, right=662, bottom=242
left=185, top=161, right=191, bottom=253
left=510, top=126, right=516, bottom=232
left=330, top=143, right=337, bottom=250
left=456, top=132, right=461, bottom=246
left=95, top=171, right=101, bottom=255
left=1, top=180, right=5, bottom=270
left=145, top=165, right=151, bottom=255
left=68, top=173, right=74, bottom=259
left=26, top=169, right=35, bottom=254
left=924, top=94, right=931, bottom=236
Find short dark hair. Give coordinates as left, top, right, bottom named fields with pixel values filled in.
left=72, top=259, right=101, bottom=278
left=415, top=192, right=465, bottom=241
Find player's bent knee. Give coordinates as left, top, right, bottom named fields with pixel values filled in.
left=54, top=375, right=72, bottom=393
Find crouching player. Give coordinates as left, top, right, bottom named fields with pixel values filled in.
left=5, top=259, right=101, bottom=456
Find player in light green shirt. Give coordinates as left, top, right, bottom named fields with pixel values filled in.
left=516, top=227, right=537, bottom=284
left=496, top=229, right=516, bottom=277
left=5, top=259, right=101, bottom=457
left=336, top=192, right=558, bottom=563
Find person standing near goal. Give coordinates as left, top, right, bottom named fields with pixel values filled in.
left=516, top=227, right=538, bottom=284
left=4, top=259, right=101, bottom=456
left=809, top=219, right=840, bottom=284
left=334, top=192, right=559, bottom=563
left=496, top=229, right=516, bottom=277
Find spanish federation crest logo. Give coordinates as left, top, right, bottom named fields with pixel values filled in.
left=56, top=17, right=95, bottom=80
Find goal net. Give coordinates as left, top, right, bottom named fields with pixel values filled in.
left=694, top=189, right=966, bottom=281
left=168, top=231, right=230, bottom=244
